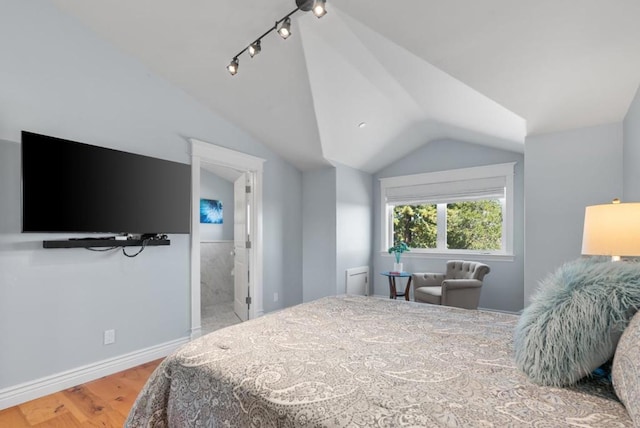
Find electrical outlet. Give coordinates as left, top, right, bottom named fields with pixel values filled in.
left=104, top=329, right=116, bottom=345
left=274, top=292, right=278, bottom=302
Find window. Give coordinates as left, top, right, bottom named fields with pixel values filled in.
left=380, top=163, right=515, bottom=257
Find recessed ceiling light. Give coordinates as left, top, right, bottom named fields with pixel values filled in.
left=358, top=122, right=367, bottom=128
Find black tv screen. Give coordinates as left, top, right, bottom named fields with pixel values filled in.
left=21, top=131, right=191, bottom=234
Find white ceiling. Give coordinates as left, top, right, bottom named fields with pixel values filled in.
left=51, top=0, right=640, bottom=173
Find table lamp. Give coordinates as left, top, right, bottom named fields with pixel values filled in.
left=581, top=199, right=640, bottom=261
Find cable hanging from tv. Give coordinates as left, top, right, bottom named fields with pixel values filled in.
left=83, top=238, right=149, bottom=257
left=122, top=238, right=149, bottom=257
left=85, top=246, right=119, bottom=252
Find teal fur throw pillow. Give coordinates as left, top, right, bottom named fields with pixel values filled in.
left=514, top=256, right=640, bottom=387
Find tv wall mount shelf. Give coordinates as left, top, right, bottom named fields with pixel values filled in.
left=43, top=237, right=170, bottom=249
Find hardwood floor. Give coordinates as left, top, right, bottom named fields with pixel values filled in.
left=0, top=358, right=162, bottom=427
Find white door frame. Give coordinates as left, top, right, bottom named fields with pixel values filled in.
left=190, top=138, right=265, bottom=339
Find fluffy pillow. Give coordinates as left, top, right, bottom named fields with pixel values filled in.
left=612, top=310, right=640, bottom=424
left=514, top=257, right=640, bottom=387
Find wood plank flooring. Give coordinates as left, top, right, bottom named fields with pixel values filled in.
left=0, top=358, right=162, bottom=427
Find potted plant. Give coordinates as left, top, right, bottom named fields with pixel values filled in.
left=388, top=241, right=410, bottom=273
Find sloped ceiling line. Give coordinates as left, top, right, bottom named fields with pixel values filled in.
left=299, top=6, right=525, bottom=172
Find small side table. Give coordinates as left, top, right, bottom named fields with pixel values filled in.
left=380, top=271, right=412, bottom=301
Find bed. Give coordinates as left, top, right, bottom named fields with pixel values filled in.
left=125, top=295, right=632, bottom=427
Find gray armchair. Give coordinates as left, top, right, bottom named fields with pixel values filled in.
left=412, top=260, right=490, bottom=309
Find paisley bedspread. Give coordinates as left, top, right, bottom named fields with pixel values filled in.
left=126, top=295, right=631, bottom=427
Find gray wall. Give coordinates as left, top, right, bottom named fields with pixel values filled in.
left=335, top=163, right=373, bottom=295
left=0, top=137, right=190, bottom=387
left=624, top=86, right=640, bottom=202
left=199, top=170, right=234, bottom=242
left=302, top=168, right=337, bottom=302
left=302, top=163, right=373, bottom=301
left=0, top=0, right=302, bottom=389
left=373, top=139, right=525, bottom=312
left=265, top=163, right=304, bottom=311
left=524, top=123, right=623, bottom=304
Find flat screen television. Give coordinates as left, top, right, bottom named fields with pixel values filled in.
left=21, top=131, right=191, bottom=234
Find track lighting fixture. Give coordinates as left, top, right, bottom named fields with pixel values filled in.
left=248, top=40, right=261, bottom=57
left=312, top=0, right=327, bottom=18
left=227, top=58, right=239, bottom=76
left=226, top=0, right=327, bottom=76
left=278, top=18, right=292, bottom=39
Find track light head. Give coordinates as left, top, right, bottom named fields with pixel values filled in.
left=278, top=18, right=292, bottom=39
left=249, top=40, right=261, bottom=58
left=312, top=0, right=327, bottom=18
left=227, top=58, right=239, bottom=75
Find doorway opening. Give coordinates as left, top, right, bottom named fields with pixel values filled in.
left=190, top=139, right=265, bottom=339
left=199, top=164, right=246, bottom=334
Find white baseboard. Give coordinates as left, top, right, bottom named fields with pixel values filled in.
left=190, top=326, right=202, bottom=340
left=0, top=336, right=189, bottom=411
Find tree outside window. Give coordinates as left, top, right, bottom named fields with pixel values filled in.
left=393, top=204, right=437, bottom=248
left=392, top=199, right=503, bottom=251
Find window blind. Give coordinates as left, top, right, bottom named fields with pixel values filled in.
left=385, top=176, right=505, bottom=205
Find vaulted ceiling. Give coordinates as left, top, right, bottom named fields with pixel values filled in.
left=51, top=0, right=640, bottom=172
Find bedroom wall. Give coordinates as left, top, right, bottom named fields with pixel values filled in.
left=373, top=139, right=525, bottom=313
left=302, top=168, right=337, bottom=302
left=524, top=123, right=623, bottom=305
left=199, top=170, right=234, bottom=242
left=267, top=163, right=304, bottom=310
left=624, top=85, right=640, bottom=201
left=0, top=0, right=303, bottom=396
left=302, top=163, right=372, bottom=301
left=335, top=162, right=373, bottom=295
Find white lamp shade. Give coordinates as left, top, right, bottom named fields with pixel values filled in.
left=582, top=202, right=640, bottom=257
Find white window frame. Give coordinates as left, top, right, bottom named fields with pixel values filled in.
left=380, top=162, right=515, bottom=260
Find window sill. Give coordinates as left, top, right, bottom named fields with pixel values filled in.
left=380, top=251, right=515, bottom=262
